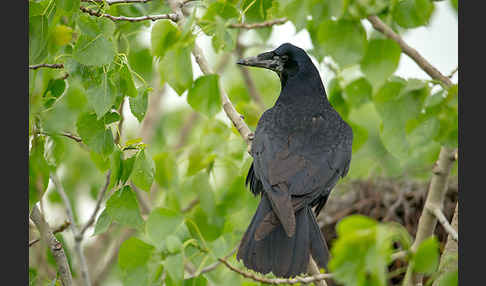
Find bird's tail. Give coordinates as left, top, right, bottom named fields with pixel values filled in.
left=236, top=193, right=329, bottom=278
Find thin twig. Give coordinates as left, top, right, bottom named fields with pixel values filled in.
left=30, top=205, right=73, bottom=286
left=218, top=258, right=332, bottom=285
left=426, top=205, right=458, bottom=242
left=181, top=198, right=200, bottom=213
left=192, top=43, right=254, bottom=151
left=80, top=6, right=179, bottom=22
left=51, top=174, right=92, bottom=286
left=130, top=183, right=152, bottom=214
left=229, top=18, right=288, bottom=29
left=447, top=66, right=458, bottom=79
left=185, top=247, right=237, bottom=279
left=79, top=171, right=112, bottom=237
left=29, top=220, right=71, bottom=247
left=367, top=15, right=453, bottom=88
left=29, top=63, right=64, bottom=70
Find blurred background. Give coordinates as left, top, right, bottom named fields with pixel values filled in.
left=29, top=0, right=458, bottom=285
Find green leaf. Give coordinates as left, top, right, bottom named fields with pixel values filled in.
left=166, top=235, right=183, bottom=254
left=184, top=276, right=208, bottom=286
left=154, top=152, right=177, bottom=188
left=85, top=72, right=117, bottom=119
left=211, top=16, right=237, bottom=52
left=193, top=173, right=215, bottom=216
left=164, top=253, right=184, bottom=286
left=393, top=0, right=435, bottom=28
left=52, top=25, right=74, bottom=46
left=29, top=136, right=50, bottom=211
left=328, top=78, right=349, bottom=119
left=187, top=148, right=216, bottom=176
left=129, top=87, right=149, bottom=122
left=413, top=236, right=439, bottom=274
left=101, top=111, right=121, bottom=125
left=90, top=150, right=110, bottom=171
left=105, top=185, right=144, bottom=228
left=361, top=39, right=401, bottom=89
left=93, top=208, right=112, bottom=236
left=121, top=155, right=136, bottom=184
left=158, top=46, right=193, bottom=95
left=318, top=19, right=367, bottom=67
left=119, top=237, right=154, bottom=285
left=56, top=0, right=80, bottom=12
left=108, top=147, right=123, bottom=189
left=343, top=77, right=372, bottom=108
left=120, top=62, right=138, bottom=98
left=199, top=1, right=239, bottom=35
left=76, top=112, right=114, bottom=156
left=151, top=20, right=180, bottom=59
left=146, top=208, right=184, bottom=248
left=131, top=150, right=155, bottom=192
left=29, top=15, right=48, bottom=64
left=437, top=269, right=458, bottom=286
left=330, top=215, right=397, bottom=286
left=187, top=75, right=221, bottom=117
left=348, top=121, right=368, bottom=152
left=73, top=34, right=115, bottom=67
left=373, top=79, right=428, bottom=159
left=336, top=215, right=377, bottom=236
left=77, top=14, right=116, bottom=38
left=347, top=0, right=389, bottom=19
left=43, top=78, right=67, bottom=108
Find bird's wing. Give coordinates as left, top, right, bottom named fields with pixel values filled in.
left=249, top=112, right=352, bottom=236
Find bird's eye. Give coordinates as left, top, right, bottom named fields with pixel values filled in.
left=281, top=55, right=289, bottom=61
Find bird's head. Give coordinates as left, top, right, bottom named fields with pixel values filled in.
left=236, top=43, right=316, bottom=86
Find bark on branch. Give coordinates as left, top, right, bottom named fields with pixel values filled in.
left=80, top=6, right=179, bottom=23
left=29, top=63, right=64, bottom=70
left=29, top=220, right=71, bottom=247
left=229, top=18, right=288, bottom=29
left=426, top=204, right=458, bottom=242
left=51, top=174, right=92, bottom=286
left=432, top=203, right=458, bottom=286
left=367, top=15, right=453, bottom=88
left=218, top=258, right=332, bottom=285
left=402, top=147, right=457, bottom=286
left=30, top=205, right=73, bottom=286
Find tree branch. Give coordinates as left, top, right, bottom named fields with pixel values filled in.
left=79, top=171, right=112, bottom=237
left=229, top=18, right=288, bottom=29
left=29, top=220, right=71, bottom=247
left=447, top=66, right=458, bottom=79
left=79, top=6, right=179, bottom=23
left=218, top=258, right=332, bottom=285
left=402, top=147, right=457, bottom=286
left=51, top=174, right=92, bottom=286
left=432, top=203, right=458, bottom=286
left=367, top=15, right=453, bottom=88
left=30, top=205, right=73, bottom=286
left=426, top=204, right=458, bottom=242
left=191, top=42, right=254, bottom=151
left=29, top=63, right=64, bottom=70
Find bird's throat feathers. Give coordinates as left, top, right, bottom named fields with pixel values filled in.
left=277, top=61, right=329, bottom=105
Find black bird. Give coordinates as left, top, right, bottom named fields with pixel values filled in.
left=236, top=43, right=353, bottom=278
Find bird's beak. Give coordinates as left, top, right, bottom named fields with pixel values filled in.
left=237, top=51, right=284, bottom=72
